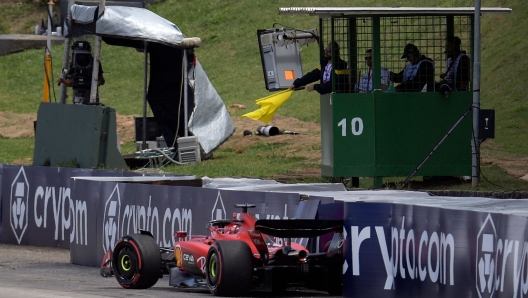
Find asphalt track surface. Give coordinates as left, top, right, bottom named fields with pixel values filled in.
left=0, top=244, right=340, bottom=298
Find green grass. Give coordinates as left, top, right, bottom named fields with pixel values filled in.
left=129, top=140, right=320, bottom=179
left=0, top=137, right=35, bottom=163
left=0, top=0, right=527, bottom=191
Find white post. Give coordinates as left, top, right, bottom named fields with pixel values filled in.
left=472, top=0, right=481, bottom=187
left=90, top=0, right=106, bottom=103
left=46, top=2, right=52, bottom=54
left=60, top=0, right=73, bottom=104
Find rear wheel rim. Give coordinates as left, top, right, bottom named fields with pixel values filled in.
left=208, top=253, right=219, bottom=285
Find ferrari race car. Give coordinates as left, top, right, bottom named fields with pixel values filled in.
left=100, top=204, right=344, bottom=296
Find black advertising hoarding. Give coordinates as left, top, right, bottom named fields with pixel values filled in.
left=0, top=164, right=3, bottom=228
left=336, top=201, right=528, bottom=298
left=1, top=165, right=93, bottom=248
left=0, top=164, right=312, bottom=267
left=72, top=180, right=305, bottom=267
left=0, top=165, right=145, bottom=248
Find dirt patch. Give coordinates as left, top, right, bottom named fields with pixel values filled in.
left=0, top=244, right=69, bottom=269
left=0, top=111, right=136, bottom=142
left=1, top=111, right=527, bottom=181
left=480, top=140, right=528, bottom=178
left=0, top=112, right=36, bottom=138
left=224, top=115, right=321, bottom=162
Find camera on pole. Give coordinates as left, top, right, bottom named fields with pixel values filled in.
left=63, top=40, right=94, bottom=104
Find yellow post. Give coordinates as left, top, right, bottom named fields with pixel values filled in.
left=43, top=1, right=54, bottom=103
left=43, top=53, right=51, bottom=102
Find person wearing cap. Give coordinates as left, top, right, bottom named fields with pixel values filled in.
left=355, top=49, right=391, bottom=93
left=439, top=35, right=471, bottom=93
left=288, top=41, right=349, bottom=94
left=390, top=44, right=435, bottom=92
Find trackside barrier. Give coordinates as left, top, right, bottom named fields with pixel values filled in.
left=0, top=164, right=334, bottom=267
left=0, top=164, right=184, bottom=248
left=4, top=163, right=528, bottom=297
left=317, top=196, right=528, bottom=298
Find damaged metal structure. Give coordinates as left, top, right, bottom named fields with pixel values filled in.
left=34, top=2, right=234, bottom=169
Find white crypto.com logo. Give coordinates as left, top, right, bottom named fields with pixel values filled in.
left=476, top=214, right=497, bottom=298
left=211, top=191, right=226, bottom=221
left=10, top=167, right=29, bottom=244
left=102, top=184, right=121, bottom=253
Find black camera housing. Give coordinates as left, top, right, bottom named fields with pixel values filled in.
left=70, top=41, right=93, bottom=89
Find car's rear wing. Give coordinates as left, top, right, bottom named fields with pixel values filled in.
left=255, top=219, right=343, bottom=238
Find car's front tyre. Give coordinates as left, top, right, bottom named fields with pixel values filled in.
left=112, top=233, right=161, bottom=289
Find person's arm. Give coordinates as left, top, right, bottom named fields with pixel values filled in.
left=98, top=73, right=105, bottom=86
left=390, top=70, right=404, bottom=83
left=313, top=79, right=331, bottom=94
left=423, top=60, right=435, bottom=91
left=397, top=60, right=434, bottom=92
left=57, top=77, right=72, bottom=87
left=98, top=63, right=105, bottom=86
left=380, top=68, right=390, bottom=91
left=291, top=67, right=321, bottom=89
left=456, top=55, right=470, bottom=91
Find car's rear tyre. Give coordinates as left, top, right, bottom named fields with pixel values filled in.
left=112, top=233, right=161, bottom=289
left=327, top=262, right=343, bottom=295
left=206, top=240, right=253, bottom=296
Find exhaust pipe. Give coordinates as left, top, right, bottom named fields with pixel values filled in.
left=287, top=249, right=307, bottom=259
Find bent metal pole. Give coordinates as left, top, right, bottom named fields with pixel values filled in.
left=403, top=105, right=473, bottom=185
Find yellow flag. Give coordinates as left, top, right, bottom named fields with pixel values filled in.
left=241, top=90, right=293, bottom=123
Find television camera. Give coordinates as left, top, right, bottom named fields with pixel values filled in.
left=60, top=40, right=96, bottom=104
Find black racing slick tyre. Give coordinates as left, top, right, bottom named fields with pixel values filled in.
left=112, top=233, right=161, bottom=289
left=206, top=240, right=253, bottom=296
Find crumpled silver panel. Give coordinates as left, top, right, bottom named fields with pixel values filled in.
left=71, top=4, right=98, bottom=24
left=70, top=5, right=234, bottom=154
left=188, top=61, right=235, bottom=154
left=96, top=6, right=185, bottom=47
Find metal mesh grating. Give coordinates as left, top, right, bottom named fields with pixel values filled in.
left=319, top=15, right=472, bottom=93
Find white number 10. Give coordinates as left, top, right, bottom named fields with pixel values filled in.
left=337, top=117, right=364, bottom=136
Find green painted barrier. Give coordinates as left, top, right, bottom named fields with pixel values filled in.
left=321, top=92, right=472, bottom=179
left=33, top=102, right=127, bottom=170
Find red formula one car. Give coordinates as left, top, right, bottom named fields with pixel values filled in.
left=101, top=204, right=344, bottom=296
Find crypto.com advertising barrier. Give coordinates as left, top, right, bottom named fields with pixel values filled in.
left=332, top=201, right=528, bottom=298
left=71, top=179, right=311, bottom=267
left=0, top=165, right=143, bottom=248
left=0, top=164, right=329, bottom=267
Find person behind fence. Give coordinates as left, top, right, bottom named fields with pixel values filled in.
left=355, top=49, right=390, bottom=93
left=437, top=35, right=471, bottom=97
left=288, top=41, right=349, bottom=94
left=390, top=44, right=435, bottom=92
